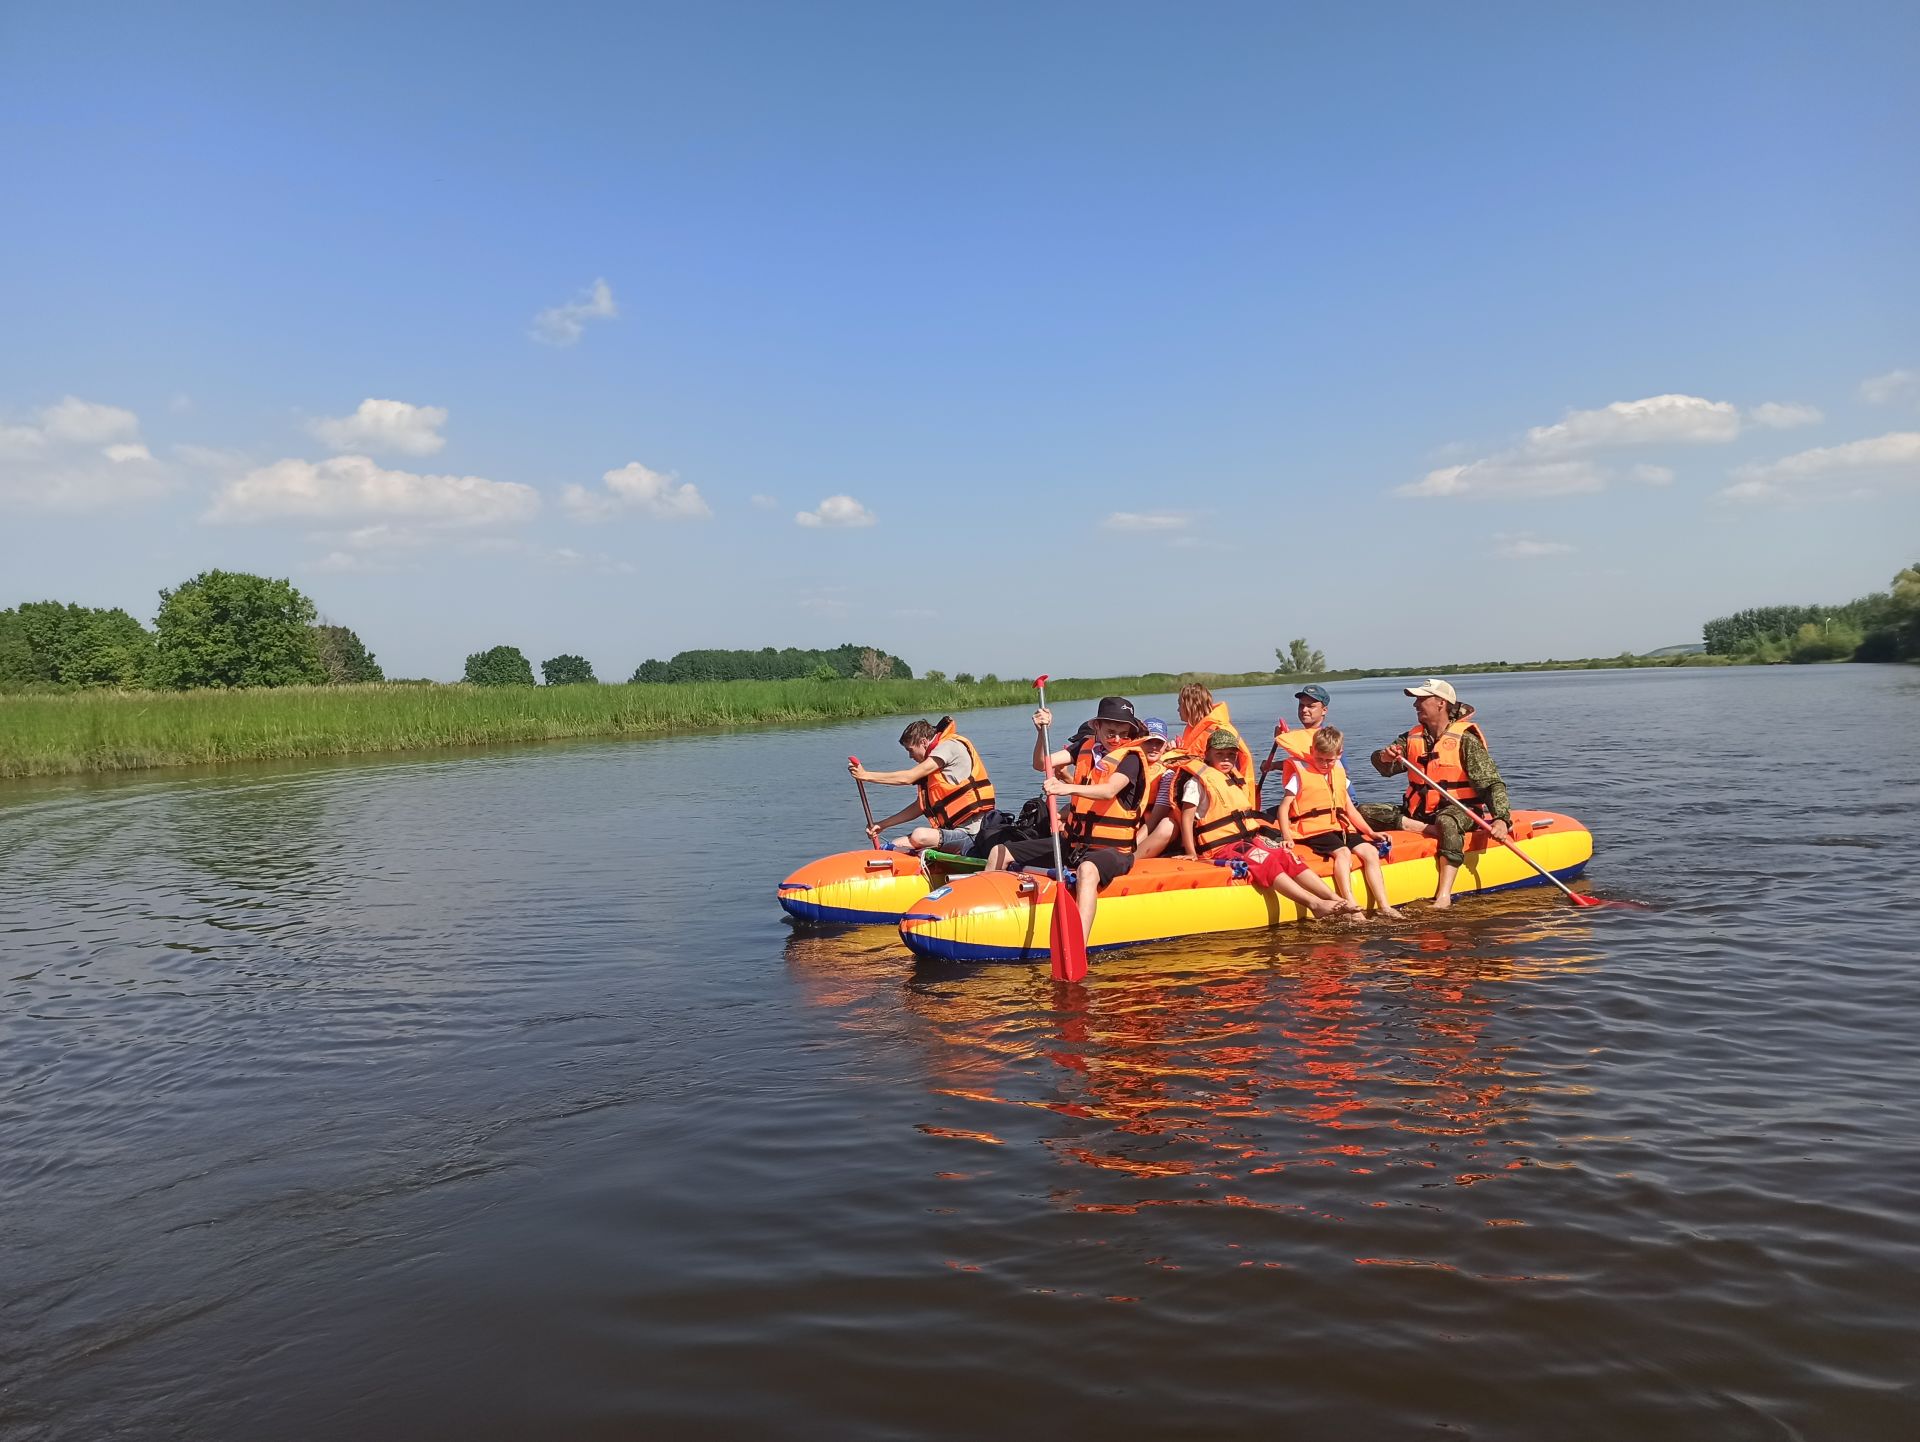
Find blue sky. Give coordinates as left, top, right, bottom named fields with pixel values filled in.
left=3, top=1, right=1916, bottom=680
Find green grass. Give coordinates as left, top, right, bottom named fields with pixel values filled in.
left=0, top=674, right=1187, bottom=778
left=0, top=653, right=1748, bottom=779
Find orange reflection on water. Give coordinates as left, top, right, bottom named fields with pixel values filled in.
left=784, top=907, right=1599, bottom=1212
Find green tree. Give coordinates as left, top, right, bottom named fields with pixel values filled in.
left=311, top=624, right=384, bottom=684
left=465, top=645, right=535, bottom=686
left=953, top=671, right=975, bottom=684
left=0, top=602, right=153, bottom=689
left=151, top=571, right=325, bottom=689
left=923, top=669, right=947, bottom=683
left=980, top=672, right=999, bottom=684
left=1277, top=638, right=1327, bottom=673
left=541, top=653, right=597, bottom=685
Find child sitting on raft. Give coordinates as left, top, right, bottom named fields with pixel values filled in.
left=1182, top=730, right=1360, bottom=920
left=1277, top=727, right=1404, bottom=920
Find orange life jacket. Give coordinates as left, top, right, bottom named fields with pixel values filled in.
left=1178, top=703, right=1256, bottom=806
left=916, top=718, right=996, bottom=829
left=1402, top=720, right=1489, bottom=820
left=1284, top=755, right=1353, bottom=840
left=1186, top=763, right=1270, bottom=856
left=1066, top=736, right=1147, bottom=853
left=1272, top=725, right=1317, bottom=759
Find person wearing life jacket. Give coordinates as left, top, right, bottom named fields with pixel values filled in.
left=1278, top=727, right=1405, bottom=920
left=985, top=695, right=1148, bottom=937
left=1181, top=730, right=1358, bottom=919
left=1136, top=685, right=1255, bottom=856
left=1364, top=678, right=1517, bottom=909
left=1175, top=683, right=1255, bottom=803
left=1131, top=717, right=1187, bottom=860
left=1258, top=683, right=1331, bottom=813
left=849, top=716, right=998, bottom=857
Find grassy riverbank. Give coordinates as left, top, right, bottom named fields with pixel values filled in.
left=0, top=653, right=1744, bottom=779
left=0, top=673, right=1200, bottom=778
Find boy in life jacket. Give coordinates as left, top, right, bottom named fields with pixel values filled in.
left=984, top=695, right=1148, bottom=937
left=1131, top=717, right=1186, bottom=859
left=1364, top=679, right=1517, bottom=910
left=1277, top=727, right=1405, bottom=921
left=1181, top=730, right=1358, bottom=919
left=1259, top=683, right=1331, bottom=813
left=848, top=716, right=997, bottom=857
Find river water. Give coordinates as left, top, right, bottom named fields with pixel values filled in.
left=1, top=666, right=1916, bottom=1440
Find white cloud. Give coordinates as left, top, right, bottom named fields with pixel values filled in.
left=39, top=395, right=141, bottom=445
left=795, top=494, right=877, bottom=528
left=207, top=454, right=540, bottom=527
left=1101, top=511, right=1190, bottom=531
left=750, top=493, right=780, bottom=510
left=1524, top=394, right=1741, bottom=453
left=561, top=460, right=711, bottom=522
left=1403, top=392, right=1749, bottom=501
left=1862, top=369, right=1919, bottom=408
left=1398, top=457, right=1605, bottom=499
left=0, top=396, right=175, bottom=511
left=1749, top=401, right=1823, bottom=429
left=1630, top=463, right=1675, bottom=486
left=532, top=278, right=618, bottom=346
left=1494, top=532, right=1576, bottom=559
left=1719, top=431, right=1920, bottom=504
left=309, top=398, right=448, bottom=457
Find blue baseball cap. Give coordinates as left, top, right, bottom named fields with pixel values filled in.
left=1294, top=684, right=1331, bottom=705
left=1142, top=717, right=1171, bottom=742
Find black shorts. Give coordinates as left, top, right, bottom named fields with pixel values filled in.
left=1298, top=832, right=1363, bottom=859
left=996, top=835, right=1134, bottom=888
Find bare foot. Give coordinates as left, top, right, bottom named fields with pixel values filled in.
left=1377, top=905, right=1406, bottom=921
left=1430, top=895, right=1453, bottom=910
left=1312, top=897, right=1362, bottom=919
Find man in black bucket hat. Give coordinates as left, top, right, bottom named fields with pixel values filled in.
left=985, top=695, right=1147, bottom=934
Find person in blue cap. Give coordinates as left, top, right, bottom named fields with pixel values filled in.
left=1260, top=683, right=1332, bottom=813
left=1130, top=716, right=1182, bottom=858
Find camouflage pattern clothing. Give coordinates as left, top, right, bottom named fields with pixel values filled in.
left=1363, top=729, right=1512, bottom=866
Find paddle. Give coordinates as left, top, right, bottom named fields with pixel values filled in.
left=1400, top=755, right=1647, bottom=910
left=847, top=755, right=880, bottom=849
left=1033, top=676, right=1089, bottom=981
left=1256, top=723, right=1283, bottom=809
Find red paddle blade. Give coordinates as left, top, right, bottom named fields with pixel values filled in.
left=1049, top=881, right=1088, bottom=982
left=1033, top=674, right=1049, bottom=689
left=1569, top=892, right=1653, bottom=911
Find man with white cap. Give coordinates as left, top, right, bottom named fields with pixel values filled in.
left=1364, top=678, right=1517, bottom=909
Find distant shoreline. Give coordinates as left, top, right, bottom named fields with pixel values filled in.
left=0, top=651, right=1769, bottom=780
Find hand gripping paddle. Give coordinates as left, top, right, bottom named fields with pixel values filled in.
left=1032, top=676, right=1088, bottom=981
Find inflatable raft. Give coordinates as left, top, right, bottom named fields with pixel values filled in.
left=896, top=810, right=1594, bottom=962
left=776, top=848, right=985, bottom=925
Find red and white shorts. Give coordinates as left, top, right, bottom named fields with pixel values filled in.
left=1214, top=838, right=1309, bottom=887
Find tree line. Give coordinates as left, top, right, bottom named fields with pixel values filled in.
left=629, top=644, right=914, bottom=684
left=1702, top=564, right=1920, bottom=664
left=1, top=572, right=383, bottom=691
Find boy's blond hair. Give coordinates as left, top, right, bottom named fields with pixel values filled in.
left=1312, top=726, right=1344, bottom=759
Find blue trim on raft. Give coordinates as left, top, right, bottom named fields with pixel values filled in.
left=899, top=860, right=1590, bottom=963
left=779, top=895, right=905, bottom=926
